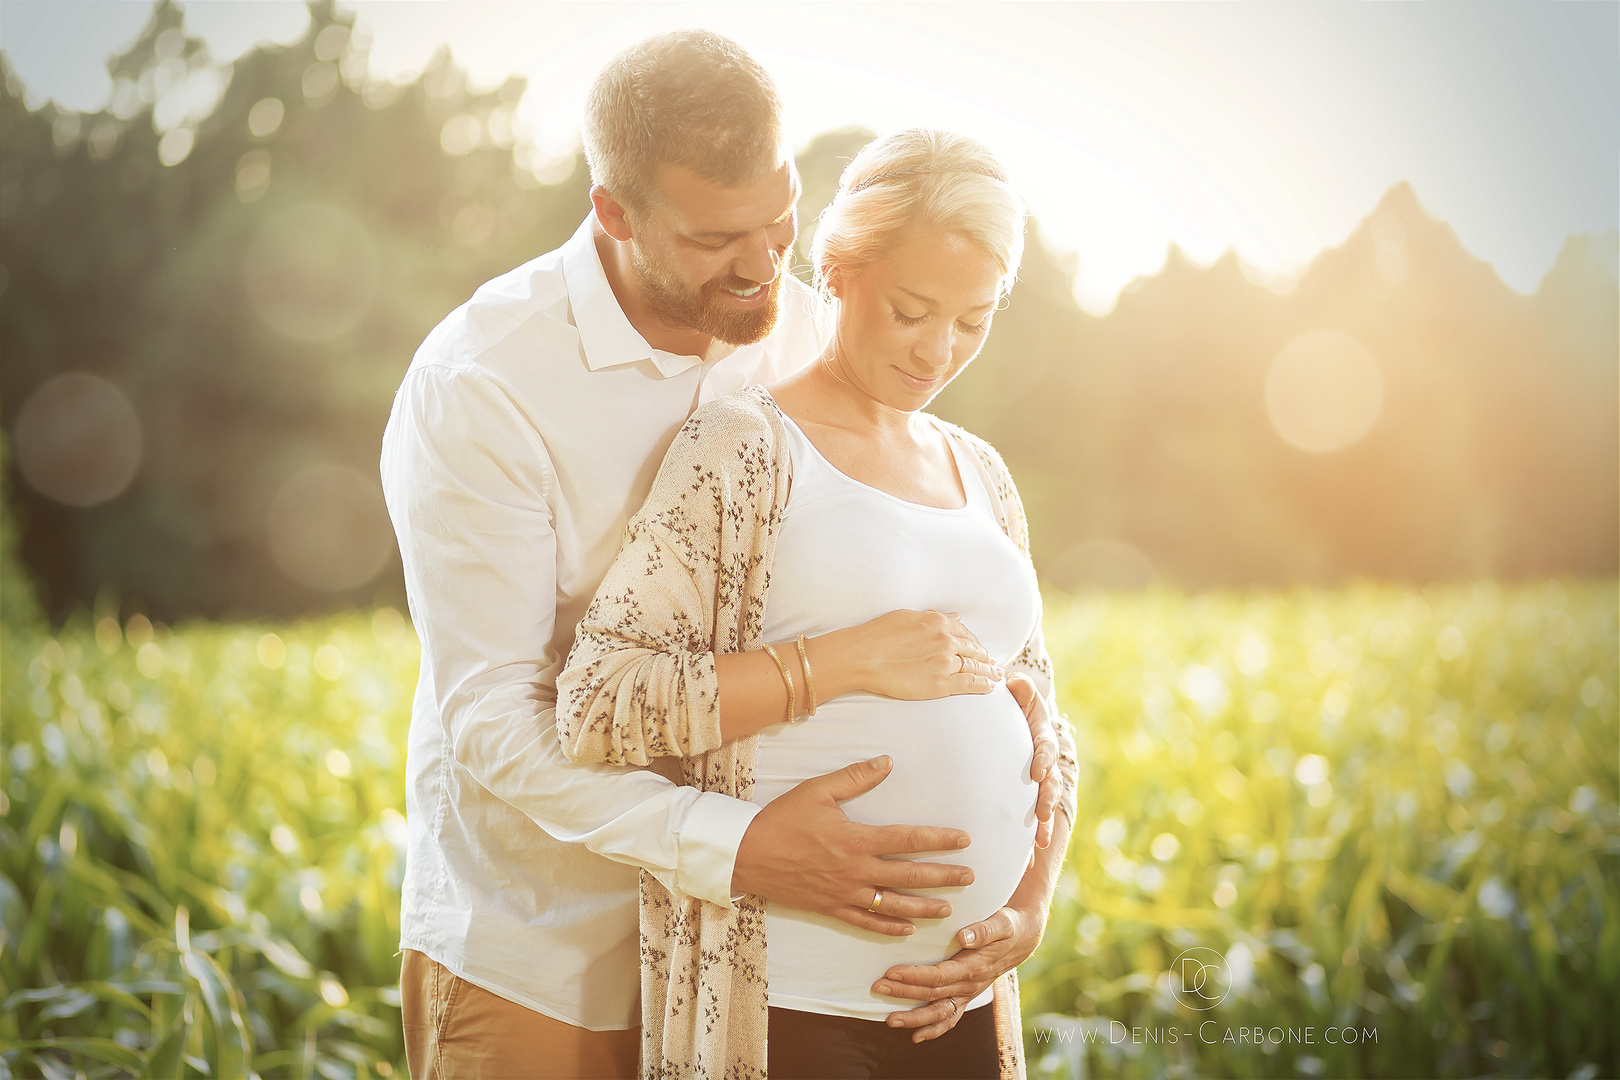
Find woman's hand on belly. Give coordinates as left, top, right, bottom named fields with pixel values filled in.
left=820, top=609, right=1003, bottom=701
left=874, top=801, right=1074, bottom=1042
left=1007, top=673, right=1062, bottom=850
left=716, top=612, right=1004, bottom=739
left=871, top=900, right=1041, bottom=1042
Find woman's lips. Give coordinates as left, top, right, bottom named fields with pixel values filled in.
left=894, top=367, right=943, bottom=391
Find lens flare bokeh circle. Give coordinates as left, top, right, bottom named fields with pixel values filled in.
left=245, top=202, right=379, bottom=342
left=14, top=373, right=143, bottom=507
left=1265, top=329, right=1385, bottom=454
left=266, top=463, right=394, bottom=592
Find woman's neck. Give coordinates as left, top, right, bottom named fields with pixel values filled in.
left=777, top=348, right=927, bottom=443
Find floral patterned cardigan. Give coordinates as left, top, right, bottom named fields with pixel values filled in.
left=556, top=385, right=1078, bottom=1080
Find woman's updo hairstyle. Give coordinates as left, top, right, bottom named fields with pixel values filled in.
left=811, top=129, right=1025, bottom=298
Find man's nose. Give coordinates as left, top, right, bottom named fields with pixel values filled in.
left=733, top=231, right=781, bottom=285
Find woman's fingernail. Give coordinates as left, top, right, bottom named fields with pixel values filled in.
left=963, top=929, right=977, bottom=945
left=876, top=982, right=891, bottom=995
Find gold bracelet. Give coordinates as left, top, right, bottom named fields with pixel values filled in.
left=762, top=642, right=796, bottom=723
left=795, top=634, right=817, bottom=717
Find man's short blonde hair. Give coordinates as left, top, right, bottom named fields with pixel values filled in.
left=811, top=129, right=1025, bottom=296
left=583, top=30, right=785, bottom=213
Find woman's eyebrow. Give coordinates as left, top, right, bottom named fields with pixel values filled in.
left=897, top=286, right=996, bottom=313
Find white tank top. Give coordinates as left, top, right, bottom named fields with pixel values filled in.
left=754, top=407, right=1040, bottom=1020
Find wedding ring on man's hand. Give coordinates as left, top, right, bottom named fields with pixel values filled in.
left=868, top=888, right=885, bottom=913
left=955, top=654, right=968, bottom=674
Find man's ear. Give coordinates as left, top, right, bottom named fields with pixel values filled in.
left=591, top=185, right=635, bottom=242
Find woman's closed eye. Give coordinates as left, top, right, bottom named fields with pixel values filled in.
left=890, top=309, right=990, bottom=336
left=891, top=308, right=929, bottom=328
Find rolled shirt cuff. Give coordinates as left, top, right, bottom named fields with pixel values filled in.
left=673, top=791, right=763, bottom=908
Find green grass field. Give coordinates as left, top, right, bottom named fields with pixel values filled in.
left=1024, top=583, right=1616, bottom=1079
left=1, top=583, right=1615, bottom=1079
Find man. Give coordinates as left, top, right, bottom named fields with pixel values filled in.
left=381, top=30, right=1072, bottom=1078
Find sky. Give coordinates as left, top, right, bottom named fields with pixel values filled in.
left=2, top=1, right=1616, bottom=313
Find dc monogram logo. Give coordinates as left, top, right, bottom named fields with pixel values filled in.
left=1169, top=947, right=1231, bottom=1010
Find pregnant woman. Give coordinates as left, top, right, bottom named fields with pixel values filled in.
left=558, top=130, right=1076, bottom=1079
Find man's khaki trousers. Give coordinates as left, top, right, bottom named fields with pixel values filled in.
left=401, top=950, right=639, bottom=1079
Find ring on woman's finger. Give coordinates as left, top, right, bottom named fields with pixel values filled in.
left=946, top=997, right=959, bottom=1016
left=868, top=888, right=884, bottom=913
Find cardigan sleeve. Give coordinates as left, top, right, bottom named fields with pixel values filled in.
left=948, top=426, right=1081, bottom=831
left=556, top=397, right=782, bottom=767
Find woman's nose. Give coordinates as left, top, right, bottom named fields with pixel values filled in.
left=914, top=324, right=955, bottom=368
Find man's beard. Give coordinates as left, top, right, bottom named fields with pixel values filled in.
left=632, top=247, right=782, bottom=348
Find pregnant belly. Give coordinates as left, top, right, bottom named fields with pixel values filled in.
left=751, top=688, right=1038, bottom=1020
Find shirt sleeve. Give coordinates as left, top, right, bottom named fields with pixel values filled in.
left=380, top=365, right=759, bottom=907
left=554, top=396, right=781, bottom=768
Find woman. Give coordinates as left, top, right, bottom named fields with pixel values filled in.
left=558, top=130, right=1076, bottom=1079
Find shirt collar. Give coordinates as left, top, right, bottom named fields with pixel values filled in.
left=560, top=215, right=737, bottom=377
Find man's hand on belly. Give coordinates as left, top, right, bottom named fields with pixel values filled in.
left=732, top=755, right=976, bottom=935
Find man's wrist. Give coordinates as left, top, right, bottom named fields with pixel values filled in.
left=676, top=792, right=762, bottom=908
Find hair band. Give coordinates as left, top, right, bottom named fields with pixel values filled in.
left=847, top=164, right=1009, bottom=194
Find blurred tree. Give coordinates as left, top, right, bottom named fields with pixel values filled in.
left=1, top=433, right=40, bottom=634
left=2, top=3, right=1615, bottom=621
left=923, top=181, right=1617, bottom=588
left=1, top=0, right=590, bottom=620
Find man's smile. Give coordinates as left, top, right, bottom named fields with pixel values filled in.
left=718, top=280, right=773, bottom=307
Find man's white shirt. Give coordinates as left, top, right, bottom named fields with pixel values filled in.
left=380, top=215, right=824, bottom=1029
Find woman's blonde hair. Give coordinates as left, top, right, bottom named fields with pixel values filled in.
left=810, top=129, right=1025, bottom=296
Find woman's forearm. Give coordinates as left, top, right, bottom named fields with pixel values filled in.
left=1009, top=809, right=1072, bottom=923
left=714, top=629, right=870, bottom=741
left=714, top=609, right=1005, bottom=741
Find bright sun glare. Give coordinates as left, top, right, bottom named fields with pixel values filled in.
left=3, top=1, right=1616, bottom=313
